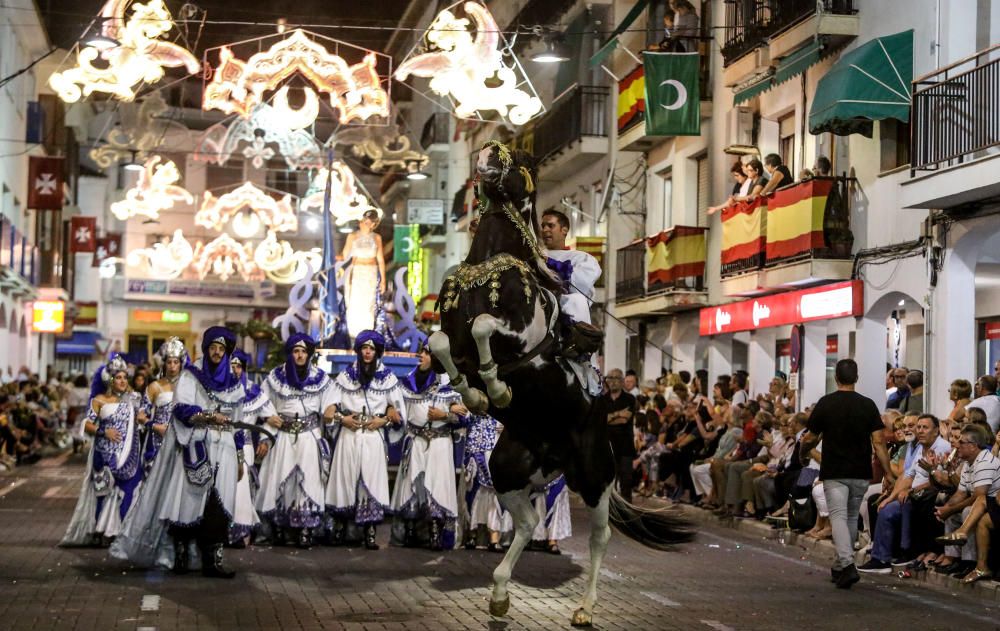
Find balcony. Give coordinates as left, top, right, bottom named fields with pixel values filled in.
left=719, top=177, right=853, bottom=296
left=902, top=44, right=1000, bottom=211
left=420, top=112, right=450, bottom=155
left=722, top=0, right=857, bottom=67
left=613, top=226, right=708, bottom=319
left=0, top=216, right=39, bottom=298
left=511, top=84, right=608, bottom=181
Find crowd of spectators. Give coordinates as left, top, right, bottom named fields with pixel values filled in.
left=607, top=360, right=1000, bottom=587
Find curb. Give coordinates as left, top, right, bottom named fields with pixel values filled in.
left=653, top=498, right=1000, bottom=602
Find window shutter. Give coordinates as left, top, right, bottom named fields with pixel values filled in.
left=696, top=156, right=709, bottom=227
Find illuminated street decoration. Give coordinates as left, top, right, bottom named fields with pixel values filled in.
left=195, top=182, right=298, bottom=233
left=301, top=161, right=378, bottom=225
left=48, top=0, right=200, bottom=103
left=110, top=156, right=194, bottom=221
left=192, top=234, right=256, bottom=282
left=253, top=231, right=321, bottom=284
left=395, top=2, right=543, bottom=125
left=202, top=30, right=390, bottom=125
left=89, top=92, right=187, bottom=168
left=126, top=229, right=194, bottom=279
left=242, top=136, right=275, bottom=169
left=194, top=103, right=324, bottom=170
left=338, top=122, right=429, bottom=172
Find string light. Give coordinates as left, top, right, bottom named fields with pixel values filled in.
left=202, top=29, right=389, bottom=125
left=195, top=182, right=298, bottom=233
left=126, top=229, right=194, bottom=279
left=194, top=103, right=323, bottom=171
left=301, top=161, right=379, bottom=225
left=192, top=234, right=256, bottom=282
left=48, top=0, right=200, bottom=103
left=110, top=156, right=193, bottom=221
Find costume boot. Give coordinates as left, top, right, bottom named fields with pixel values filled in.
left=200, top=544, right=236, bottom=579
left=429, top=519, right=444, bottom=551
left=297, top=528, right=312, bottom=549
left=403, top=521, right=417, bottom=548
left=364, top=524, right=379, bottom=550
left=172, top=538, right=190, bottom=574
left=331, top=520, right=346, bottom=546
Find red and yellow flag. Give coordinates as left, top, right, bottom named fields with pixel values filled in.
left=766, top=179, right=833, bottom=262
left=646, top=226, right=706, bottom=290
left=721, top=197, right=766, bottom=267
left=617, top=64, right=645, bottom=132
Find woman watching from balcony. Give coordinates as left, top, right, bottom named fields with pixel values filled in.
left=735, top=159, right=767, bottom=202
left=707, top=161, right=750, bottom=215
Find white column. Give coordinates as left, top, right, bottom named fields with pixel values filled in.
left=856, top=314, right=889, bottom=409
left=708, top=334, right=733, bottom=385
left=800, top=322, right=828, bottom=408
left=669, top=316, right=698, bottom=377
left=748, top=327, right=777, bottom=399
left=644, top=322, right=670, bottom=383
left=929, top=249, right=977, bottom=418
left=445, top=117, right=471, bottom=270
left=603, top=316, right=628, bottom=376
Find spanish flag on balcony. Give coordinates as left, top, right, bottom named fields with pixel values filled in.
left=574, top=236, right=606, bottom=271
left=766, top=178, right=834, bottom=262
left=646, top=226, right=706, bottom=291
left=721, top=197, right=766, bottom=270
left=617, top=64, right=645, bottom=132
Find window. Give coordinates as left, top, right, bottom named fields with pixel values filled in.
left=267, top=170, right=307, bottom=197
left=778, top=113, right=795, bottom=173
left=656, top=168, right=672, bottom=233
left=695, top=155, right=709, bottom=227
left=879, top=119, right=911, bottom=172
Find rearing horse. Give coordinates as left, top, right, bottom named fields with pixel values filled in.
left=430, top=141, right=693, bottom=627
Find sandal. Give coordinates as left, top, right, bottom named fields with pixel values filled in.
left=936, top=532, right=968, bottom=546
left=546, top=542, right=561, bottom=555
left=962, top=568, right=993, bottom=584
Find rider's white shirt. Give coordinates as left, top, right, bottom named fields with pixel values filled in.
left=545, top=248, right=601, bottom=325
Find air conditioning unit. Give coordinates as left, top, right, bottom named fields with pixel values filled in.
left=725, top=107, right=754, bottom=151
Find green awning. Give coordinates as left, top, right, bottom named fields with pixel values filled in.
left=773, top=40, right=822, bottom=85
left=589, top=0, right=649, bottom=67
left=809, top=29, right=913, bottom=137
left=733, top=76, right=774, bottom=105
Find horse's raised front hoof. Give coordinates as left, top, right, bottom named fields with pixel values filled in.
left=571, top=608, right=593, bottom=627
left=489, top=596, right=510, bottom=617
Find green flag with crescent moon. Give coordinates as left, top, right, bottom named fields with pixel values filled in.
left=644, top=52, right=700, bottom=136
left=393, top=224, right=418, bottom=264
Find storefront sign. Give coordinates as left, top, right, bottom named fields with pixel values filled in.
left=32, top=300, right=65, bottom=333
left=127, top=278, right=256, bottom=300
left=699, top=280, right=863, bottom=335
left=132, top=308, right=191, bottom=324
left=407, top=199, right=445, bottom=225
left=986, top=321, right=1000, bottom=340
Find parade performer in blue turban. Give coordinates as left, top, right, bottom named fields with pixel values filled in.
left=325, top=330, right=405, bottom=549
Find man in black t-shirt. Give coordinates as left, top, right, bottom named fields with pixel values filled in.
left=801, top=359, right=893, bottom=589
left=760, top=153, right=794, bottom=196
left=602, top=368, right=637, bottom=503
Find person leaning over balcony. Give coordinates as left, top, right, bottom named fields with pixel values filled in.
left=708, top=161, right=749, bottom=215
left=814, top=156, right=832, bottom=177
left=669, top=0, right=700, bottom=53
left=759, top=154, right=793, bottom=197
left=734, top=160, right=767, bottom=202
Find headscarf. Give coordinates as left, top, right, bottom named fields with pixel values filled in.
left=284, top=333, right=316, bottom=390
left=198, top=326, right=238, bottom=390
left=230, top=349, right=251, bottom=387
left=352, top=330, right=386, bottom=388
left=353, top=330, right=385, bottom=357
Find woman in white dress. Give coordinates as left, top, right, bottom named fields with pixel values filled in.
left=461, top=414, right=512, bottom=552
left=61, top=355, right=145, bottom=546
left=325, top=330, right=405, bottom=550
left=142, top=338, right=187, bottom=477
left=529, top=475, right=572, bottom=554
left=342, top=209, right=386, bottom=341
left=255, top=334, right=335, bottom=548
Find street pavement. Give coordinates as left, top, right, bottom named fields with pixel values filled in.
left=0, top=452, right=994, bottom=631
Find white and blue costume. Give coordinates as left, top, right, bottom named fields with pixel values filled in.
left=530, top=474, right=572, bottom=544
left=544, top=248, right=601, bottom=325
left=230, top=349, right=272, bottom=544
left=463, top=414, right=512, bottom=537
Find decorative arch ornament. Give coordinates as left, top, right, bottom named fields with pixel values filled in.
left=301, top=161, right=379, bottom=225
left=110, top=156, right=194, bottom=221
left=195, top=182, right=298, bottom=234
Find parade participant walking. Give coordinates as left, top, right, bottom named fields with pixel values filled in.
left=391, top=344, right=467, bottom=550
left=62, top=355, right=145, bottom=546
left=325, top=330, right=404, bottom=549
left=229, top=349, right=273, bottom=546
left=111, top=326, right=247, bottom=578
left=256, top=334, right=335, bottom=548
left=142, top=338, right=187, bottom=477
left=529, top=474, right=572, bottom=555
left=461, top=413, right=511, bottom=552
left=802, top=359, right=893, bottom=589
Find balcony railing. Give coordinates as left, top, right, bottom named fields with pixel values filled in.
left=721, top=0, right=856, bottom=66
left=720, top=176, right=852, bottom=277
left=512, top=84, right=608, bottom=164
left=911, top=44, right=1000, bottom=173
left=0, top=216, right=39, bottom=287
left=616, top=227, right=707, bottom=303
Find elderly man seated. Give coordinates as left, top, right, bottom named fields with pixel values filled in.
left=858, top=414, right=951, bottom=573
left=933, top=424, right=1000, bottom=581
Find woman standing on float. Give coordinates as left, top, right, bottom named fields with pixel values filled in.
left=61, top=355, right=146, bottom=546
left=255, top=334, right=335, bottom=548
left=342, top=209, right=386, bottom=340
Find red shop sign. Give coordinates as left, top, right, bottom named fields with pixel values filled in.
left=699, top=280, right=864, bottom=336
left=986, top=321, right=1000, bottom=340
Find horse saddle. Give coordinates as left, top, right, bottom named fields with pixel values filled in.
left=560, top=321, right=604, bottom=360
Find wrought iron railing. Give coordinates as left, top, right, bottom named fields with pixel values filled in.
left=721, top=0, right=856, bottom=66
left=615, top=240, right=646, bottom=302
left=911, top=44, right=1000, bottom=173
left=516, top=85, right=609, bottom=165
left=615, top=227, right=707, bottom=303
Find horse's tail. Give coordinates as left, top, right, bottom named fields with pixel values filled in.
left=608, top=490, right=695, bottom=549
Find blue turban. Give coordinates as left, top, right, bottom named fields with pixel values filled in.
left=353, top=330, right=385, bottom=357
left=231, top=349, right=251, bottom=386
left=284, top=333, right=316, bottom=389
left=200, top=326, right=238, bottom=390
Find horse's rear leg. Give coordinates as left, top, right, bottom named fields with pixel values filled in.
left=573, top=486, right=611, bottom=627
left=428, top=331, right=488, bottom=413
left=471, top=314, right=512, bottom=408
left=490, top=488, right=537, bottom=617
